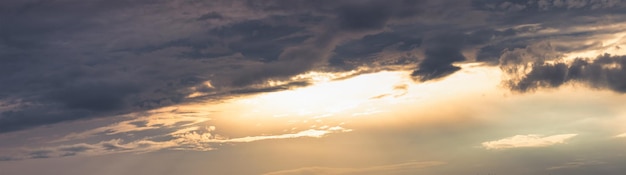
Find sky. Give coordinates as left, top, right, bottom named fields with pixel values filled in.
left=1, top=0, right=626, bottom=174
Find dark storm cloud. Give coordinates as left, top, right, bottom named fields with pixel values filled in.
left=330, top=32, right=422, bottom=69
left=473, top=0, right=625, bottom=12
left=0, top=0, right=259, bottom=132
left=507, top=54, right=626, bottom=92
left=50, top=81, right=140, bottom=111
left=227, top=0, right=429, bottom=86
left=412, top=34, right=467, bottom=81
left=2, top=0, right=626, bottom=133
left=208, top=19, right=310, bottom=62
left=469, top=1, right=626, bottom=93
left=0, top=0, right=193, bottom=132
left=474, top=0, right=626, bottom=28
left=336, top=1, right=394, bottom=31
left=412, top=29, right=508, bottom=81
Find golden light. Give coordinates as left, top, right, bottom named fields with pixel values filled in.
left=82, top=64, right=503, bottom=143
left=234, top=71, right=410, bottom=119
left=208, top=63, right=503, bottom=132
left=26, top=64, right=541, bottom=159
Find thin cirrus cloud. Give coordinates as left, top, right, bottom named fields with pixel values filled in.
left=262, top=161, right=446, bottom=175
left=4, top=126, right=350, bottom=161
left=482, top=134, right=578, bottom=150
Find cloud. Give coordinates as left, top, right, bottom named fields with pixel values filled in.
left=2, top=0, right=626, bottom=133
left=412, top=34, right=467, bottom=81
left=262, top=161, right=445, bottom=175
left=329, top=31, right=421, bottom=70
left=0, top=156, right=16, bottom=161
left=58, top=144, right=94, bottom=157
left=208, top=129, right=338, bottom=143
left=196, top=12, right=223, bottom=21
left=28, top=150, right=53, bottom=159
left=227, top=0, right=430, bottom=86
left=505, top=54, right=626, bottom=92
left=482, top=134, right=578, bottom=149
left=2, top=138, right=180, bottom=161
left=476, top=0, right=625, bottom=13
left=616, top=133, right=626, bottom=138
left=55, top=110, right=211, bottom=142
left=547, top=159, right=607, bottom=170
left=6, top=119, right=351, bottom=160
left=0, top=0, right=248, bottom=132
left=412, top=27, right=526, bottom=81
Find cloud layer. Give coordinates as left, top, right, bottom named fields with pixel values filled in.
left=2, top=0, right=626, bottom=134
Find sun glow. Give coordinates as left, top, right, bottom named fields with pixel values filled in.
left=4, top=64, right=506, bottom=161
left=213, top=64, right=502, bottom=128
left=239, top=71, right=410, bottom=119
left=92, top=64, right=503, bottom=144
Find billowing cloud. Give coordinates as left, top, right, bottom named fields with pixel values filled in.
left=482, top=134, right=578, bottom=149
left=505, top=54, right=626, bottom=92
left=0, top=0, right=626, bottom=138
left=0, top=0, right=425, bottom=132
left=411, top=34, right=466, bottom=81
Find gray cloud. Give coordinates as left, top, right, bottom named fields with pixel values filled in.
left=197, top=12, right=223, bottom=21
left=228, top=0, right=428, bottom=86
left=2, top=0, right=626, bottom=133
left=475, top=0, right=626, bottom=12
left=412, top=34, right=468, bottom=81
left=58, top=145, right=93, bottom=157
left=229, top=81, right=312, bottom=95
left=0, top=156, right=16, bottom=161
left=507, top=54, right=626, bottom=92
left=29, top=150, right=53, bottom=159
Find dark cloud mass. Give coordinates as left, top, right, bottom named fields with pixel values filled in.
left=412, top=34, right=468, bottom=81
left=2, top=0, right=626, bottom=132
left=507, top=54, right=626, bottom=92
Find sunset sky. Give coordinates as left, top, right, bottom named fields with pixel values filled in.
left=2, top=0, right=626, bottom=175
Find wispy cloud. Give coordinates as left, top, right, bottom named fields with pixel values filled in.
left=482, top=134, right=578, bottom=150
left=207, top=129, right=337, bottom=143
left=262, top=161, right=445, bottom=175
left=55, top=108, right=212, bottom=142
left=6, top=125, right=351, bottom=161
left=616, top=133, right=626, bottom=138
left=547, top=159, right=607, bottom=170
